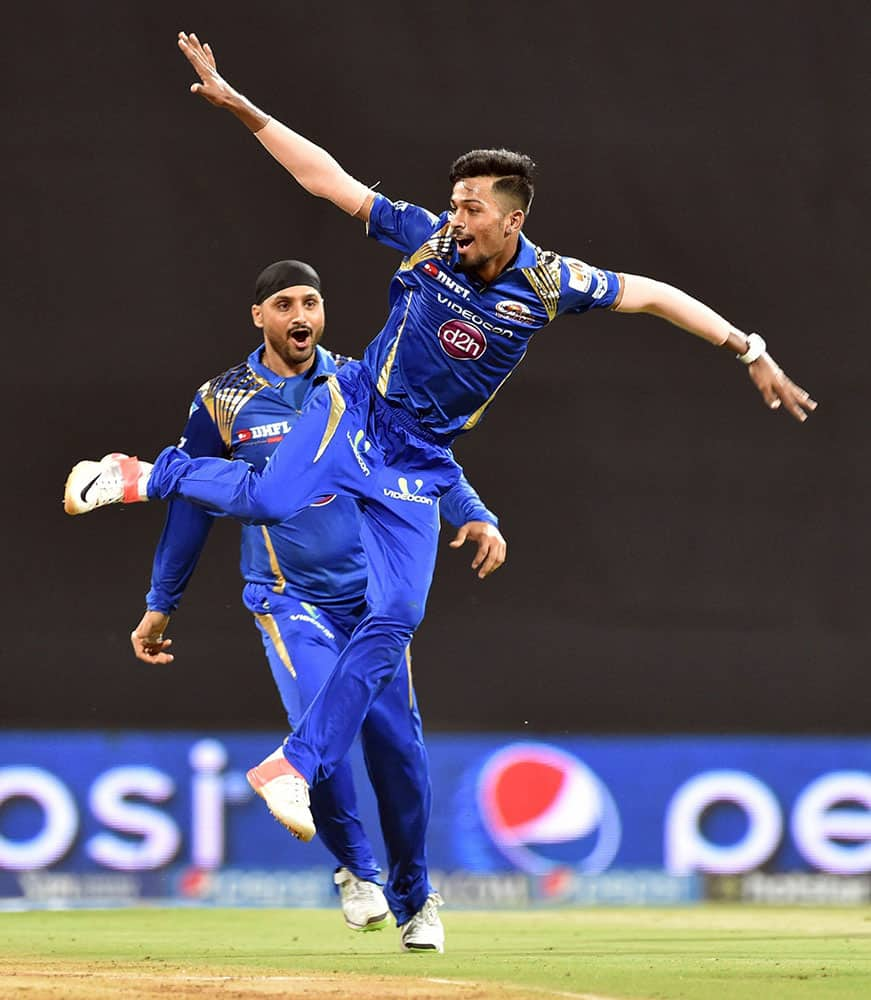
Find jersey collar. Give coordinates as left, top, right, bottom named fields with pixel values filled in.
left=447, top=230, right=537, bottom=280
left=246, top=344, right=333, bottom=386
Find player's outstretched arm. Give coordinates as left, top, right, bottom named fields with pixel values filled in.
left=614, top=274, right=817, bottom=422
left=177, top=31, right=374, bottom=219
left=131, top=610, right=174, bottom=665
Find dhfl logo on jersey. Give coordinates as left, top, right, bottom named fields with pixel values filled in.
left=235, top=420, right=292, bottom=444
left=421, top=261, right=471, bottom=299
left=438, top=319, right=487, bottom=361
left=476, top=743, right=621, bottom=875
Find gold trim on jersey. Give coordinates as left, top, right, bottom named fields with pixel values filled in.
left=405, top=644, right=413, bottom=709
left=376, top=292, right=414, bottom=396
left=260, top=527, right=287, bottom=594
left=254, top=613, right=297, bottom=678
left=199, top=365, right=272, bottom=449
left=313, top=376, right=346, bottom=463
left=398, top=222, right=453, bottom=271
left=461, top=350, right=528, bottom=431
left=521, top=248, right=563, bottom=322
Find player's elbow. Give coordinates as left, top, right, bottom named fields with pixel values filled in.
left=615, top=274, right=671, bottom=314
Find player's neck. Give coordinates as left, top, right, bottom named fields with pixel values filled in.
left=472, top=237, right=520, bottom=284
left=261, top=344, right=316, bottom=379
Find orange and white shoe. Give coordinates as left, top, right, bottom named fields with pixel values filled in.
left=246, top=745, right=316, bottom=842
left=64, top=453, right=152, bottom=515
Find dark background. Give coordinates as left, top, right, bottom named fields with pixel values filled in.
left=3, top=1, right=868, bottom=734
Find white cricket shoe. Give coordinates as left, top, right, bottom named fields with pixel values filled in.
left=399, top=892, right=445, bottom=953
left=246, top=745, right=316, bottom=842
left=334, top=868, right=389, bottom=931
left=64, top=453, right=152, bottom=515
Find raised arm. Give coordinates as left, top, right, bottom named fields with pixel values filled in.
left=614, top=273, right=817, bottom=422
left=177, top=31, right=374, bottom=219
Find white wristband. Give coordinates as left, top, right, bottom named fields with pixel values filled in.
left=737, top=332, right=766, bottom=365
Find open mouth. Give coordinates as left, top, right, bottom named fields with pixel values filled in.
left=456, top=237, right=474, bottom=251
left=289, top=327, right=312, bottom=347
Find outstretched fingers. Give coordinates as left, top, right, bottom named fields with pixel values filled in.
left=178, top=31, right=217, bottom=92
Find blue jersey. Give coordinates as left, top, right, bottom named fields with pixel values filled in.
left=363, top=193, right=621, bottom=441
left=146, top=345, right=496, bottom=613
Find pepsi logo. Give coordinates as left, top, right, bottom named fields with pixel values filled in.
left=309, top=495, right=337, bottom=508
left=423, top=261, right=439, bottom=276
left=237, top=429, right=253, bottom=442
left=476, top=743, right=621, bottom=875
left=437, top=319, right=487, bottom=361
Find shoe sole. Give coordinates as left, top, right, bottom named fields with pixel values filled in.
left=345, top=912, right=389, bottom=932
left=400, top=942, right=444, bottom=953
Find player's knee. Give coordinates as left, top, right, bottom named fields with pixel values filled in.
left=371, top=599, right=426, bottom=634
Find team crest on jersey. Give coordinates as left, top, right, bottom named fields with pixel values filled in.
left=565, top=258, right=593, bottom=293
left=438, top=319, right=487, bottom=361
left=494, top=300, right=535, bottom=326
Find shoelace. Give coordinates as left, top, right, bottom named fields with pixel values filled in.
left=275, top=773, right=309, bottom=805
left=408, top=894, right=443, bottom=928
left=89, top=466, right=124, bottom=504
left=345, top=879, right=379, bottom=904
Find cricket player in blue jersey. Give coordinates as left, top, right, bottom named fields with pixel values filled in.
left=124, top=259, right=504, bottom=951
left=65, top=34, right=817, bottom=934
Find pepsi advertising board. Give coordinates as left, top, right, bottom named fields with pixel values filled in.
left=1, top=732, right=869, bottom=908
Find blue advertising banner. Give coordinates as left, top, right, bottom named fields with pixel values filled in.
left=1, top=732, right=868, bottom=907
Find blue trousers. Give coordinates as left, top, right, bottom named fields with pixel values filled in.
left=150, top=363, right=459, bottom=923
left=245, top=583, right=432, bottom=923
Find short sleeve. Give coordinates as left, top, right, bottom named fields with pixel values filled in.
left=558, top=257, right=622, bottom=315
left=367, top=193, right=441, bottom=255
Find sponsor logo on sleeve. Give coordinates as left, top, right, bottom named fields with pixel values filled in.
left=592, top=268, right=609, bottom=300
left=565, top=258, right=593, bottom=293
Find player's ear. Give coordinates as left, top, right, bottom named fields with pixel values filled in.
left=251, top=304, right=264, bottom=329
left=504, top=209, right=524, bottom=237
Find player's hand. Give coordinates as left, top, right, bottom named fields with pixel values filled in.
left=449, top=521, right=507, bottom=579
left=748, top=354, right=817, bottom=422
left=131, top=611, right=174, bottom=665
left=177, top=31, right=237, bottom=109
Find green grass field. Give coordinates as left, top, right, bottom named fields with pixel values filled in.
left=1, top=906, right=870, bottom=999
